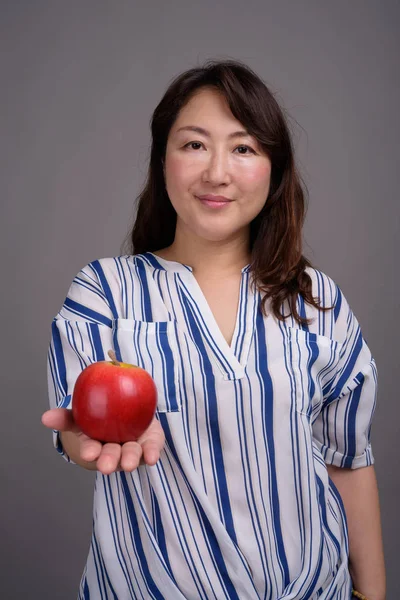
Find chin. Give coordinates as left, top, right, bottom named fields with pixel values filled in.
left=192, top=226, right=242, bottom=243
left=177, top=212, right=245, bottom=243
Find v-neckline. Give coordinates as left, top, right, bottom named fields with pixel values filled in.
left=183, top=268, right=256, bottom=380
left=189, top=270, right=246, bottom=352
left=145, top=252, right=256, bottom=380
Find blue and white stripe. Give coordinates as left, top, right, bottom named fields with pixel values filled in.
left=48, top=253, right=377, bottom=599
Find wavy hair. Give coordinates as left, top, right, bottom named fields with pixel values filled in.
left=122, top=59, right=332, bottom=325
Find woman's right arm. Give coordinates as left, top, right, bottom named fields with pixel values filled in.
left=43, top=259, right=165, bottom=475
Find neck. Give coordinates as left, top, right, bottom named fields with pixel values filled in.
left=160, top=229, right=251, bottom=278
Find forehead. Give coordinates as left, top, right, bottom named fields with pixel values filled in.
left=171, top=87, right=243, bottom=130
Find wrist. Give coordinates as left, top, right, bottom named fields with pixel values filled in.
left=352, top=589, right=386, bottom=600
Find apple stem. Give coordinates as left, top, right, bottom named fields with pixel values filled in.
left=107, top=349, right=120, bottom=366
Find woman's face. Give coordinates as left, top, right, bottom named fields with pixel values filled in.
left=164, top=87, right=272, bottom=245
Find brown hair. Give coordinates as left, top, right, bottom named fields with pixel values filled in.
left=122, top=59, right=331, bottom=325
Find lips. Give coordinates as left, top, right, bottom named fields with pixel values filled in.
left=196, top=194, right=233, bottom=209
left=196, top=195, right=232, bottom=202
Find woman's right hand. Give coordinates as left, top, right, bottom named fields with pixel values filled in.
left=41, top=408, right=165, bottom=475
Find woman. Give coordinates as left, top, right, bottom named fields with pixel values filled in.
left=42, top=60, right=385, bottom=599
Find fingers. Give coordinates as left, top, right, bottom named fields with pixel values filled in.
left=41, top=408, right=80, bottom=434
left=94, top=442, right=144, bottom=475
left=95, top=443, right=123, bottom=475
left=91, top=435, right=160, bottom=475
left=95, top=426, right=164, bottom=474
left=120, top=442, right=144, bottom=471
left=94, top=436, right=161, bottom=475
left=86, top=441, right=143, bottom=475
left=140, top=439, right=162, bottom=466
left=138, top=418, right=165, bottom=465
left=79, top=434, right=103, bottom=463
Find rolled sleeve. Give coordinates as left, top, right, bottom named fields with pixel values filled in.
left=312, top=286, right=378, bottom=469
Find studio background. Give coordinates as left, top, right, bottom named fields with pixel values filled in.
left=1, top=1, right=398, bottom=598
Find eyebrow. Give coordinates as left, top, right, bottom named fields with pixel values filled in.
left=175, top=125, right=250, bottom=139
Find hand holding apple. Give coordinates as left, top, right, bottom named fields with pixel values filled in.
left=42, top=349, right=164, bottom=474
left=72, top=350, right=158, bottom=444
left=41, top=408, right=165, bottom=475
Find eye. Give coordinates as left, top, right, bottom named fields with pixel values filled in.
left=183, top=142, right=256, bottom=154
left=234, top=145, right=256, bottom=155
left=184, top=142, right=204, bottom=150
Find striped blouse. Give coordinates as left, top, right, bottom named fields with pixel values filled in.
left=47, top=252, right=377, bottom=599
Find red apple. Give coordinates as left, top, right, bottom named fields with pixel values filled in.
left=72, top=350, right=157, bottom=443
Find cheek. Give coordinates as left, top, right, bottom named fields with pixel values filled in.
left=240, top=162, right=271, bottom=189
left=166, top=155, right=191, bottom=186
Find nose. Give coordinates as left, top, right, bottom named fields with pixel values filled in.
left=201, top=150, right=232, bottom=186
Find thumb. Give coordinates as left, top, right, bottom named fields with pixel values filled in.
left=41, top=408, right=81, bottom=434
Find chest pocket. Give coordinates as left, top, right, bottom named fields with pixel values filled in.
left=112, top=319, right=181, bottom=413
left=286, top=326, right=343, bottom=419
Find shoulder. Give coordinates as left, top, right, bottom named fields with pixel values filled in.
left=301, top=266, right=352, bottom=342
left=71, top=254, right=156, bottom=300
left=58, top=255, right=151, bottom=322
left=78, top=255, right=131, bottom=276
left=304, top=266, right=342, bottom=311
left=76, top=254, right=150, bottom=283
left=64, top=255, right=135, bottom=303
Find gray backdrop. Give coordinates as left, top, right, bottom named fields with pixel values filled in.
left=1, top=1, right=398, bottom=598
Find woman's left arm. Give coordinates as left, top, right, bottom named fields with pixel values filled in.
left=327, top=463, right=386, bottom=600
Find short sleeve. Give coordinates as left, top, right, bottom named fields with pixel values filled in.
left=312, top=285, right=378, bottom=469
left=46, top=259, right=117, bottom=463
